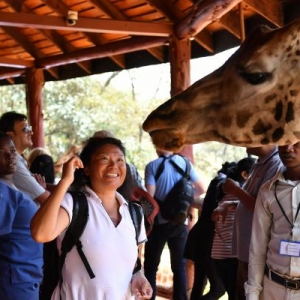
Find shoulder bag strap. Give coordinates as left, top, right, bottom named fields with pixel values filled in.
left=128, top=201, right=143, bottom=243
left=128, top=201, right=143, bottom=275
left=169, top=155, right=191, bottom=180
left=154, top=155, right=168, bottom=181
left=59, top=191, right=95, bottom=287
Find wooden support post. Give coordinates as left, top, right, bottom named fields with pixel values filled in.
left=26, top=68, right=45, bottom=148
left=169, top=35, right=195, bottom=295
left=169, top=36, right=193, bottom=163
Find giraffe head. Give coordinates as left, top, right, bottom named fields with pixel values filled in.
left=143, top=18, right=300, bottom=151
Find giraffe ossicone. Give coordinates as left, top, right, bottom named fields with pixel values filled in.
left=143, top=18, right=300, bottom=151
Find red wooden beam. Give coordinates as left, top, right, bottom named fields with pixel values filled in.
left=176, top=0, right=242, bottom=39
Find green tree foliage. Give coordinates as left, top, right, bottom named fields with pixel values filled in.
left=0, top=69, right=249, bottom=184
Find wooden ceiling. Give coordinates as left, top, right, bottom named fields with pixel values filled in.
left=0, top=0, right=299, bottom=85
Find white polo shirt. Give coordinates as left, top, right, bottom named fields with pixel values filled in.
left=52, top=186, right=146, bottom=300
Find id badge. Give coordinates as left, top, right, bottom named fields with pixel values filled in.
left=279, top=240, right=300, bottom=257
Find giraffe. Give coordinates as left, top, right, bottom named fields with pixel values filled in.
left=143, top=17, right=300, bottom=151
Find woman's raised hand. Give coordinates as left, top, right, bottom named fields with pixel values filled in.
left=61, top=156, right=83, bottom=184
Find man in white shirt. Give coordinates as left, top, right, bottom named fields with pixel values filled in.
left=0, top=111, right=50, bottom=204
left=246, top=142, right=300, bottom=300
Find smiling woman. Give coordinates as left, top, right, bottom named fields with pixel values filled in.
left=30, top=136, right=153, bottom=300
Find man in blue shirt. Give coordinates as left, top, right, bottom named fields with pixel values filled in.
left=144, top=149, right=206, bottom=300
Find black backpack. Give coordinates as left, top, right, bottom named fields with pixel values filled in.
left=40, top=191, right=143, bottom=300
left=155, top=155, right=194, bottom=224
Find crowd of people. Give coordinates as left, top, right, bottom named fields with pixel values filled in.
left=0, top=110, right=300, bottom=300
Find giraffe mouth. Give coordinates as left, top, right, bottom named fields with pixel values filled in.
left=149, top=129, right=186, bottom=152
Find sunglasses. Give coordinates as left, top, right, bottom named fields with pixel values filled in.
left=22, top=125, right=32, bottom=133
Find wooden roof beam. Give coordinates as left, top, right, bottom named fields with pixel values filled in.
left=147, top=46, right=164, bottom=62
left=37, top=36, right=168, bottom=69
left=0, top=57, right=34, bottom=68
left=145, top=0, right=182, bottom=20
left=89, top=0, right=161, bottom=66
left=0, top=11, right=173, bottom=36
left=194, top=30, right=214, bottom=53
left=146, top=0, right=214, bottom=55
left=218, top=10, right=241, bottom=39
left=176, top=0, right=242, bottom=39
left=244, top=0, right=283, bottom=27
left=0, top=68, right=24, bottom=80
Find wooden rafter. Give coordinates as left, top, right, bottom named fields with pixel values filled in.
left=244, top=0, right=283, bottom=27
left=218, top=10, right=241, bottom=39
left=176, top=0, right=242, bottom=39
left=0, top=11, right=173, bottom=36
left=146, top=0, right=214, bottom=54
left=37, top=36, right=168, bottom=69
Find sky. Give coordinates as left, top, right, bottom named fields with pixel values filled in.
left=99, top=46, right=238, bottom=102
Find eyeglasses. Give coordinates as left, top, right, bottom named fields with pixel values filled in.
left=22, top=125, right=32, bottom=133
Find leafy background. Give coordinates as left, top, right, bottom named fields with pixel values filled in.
left=0, top=55, right=246, bottom=185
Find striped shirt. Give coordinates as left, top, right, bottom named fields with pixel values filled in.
left=212, top=193, right=238, bottom=259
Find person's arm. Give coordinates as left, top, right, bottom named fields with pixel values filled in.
left=222, top=178, right=256, bottom=212
left=145, top=184, right=156, bottom=197
left=245, top=188, right=271, bottom=300
left=191, top=196, right=204, bottom=210
left=193, top=178, right=207, bottom=198
left=211, top=200, right=238, bottom=222
left=12, top=157, right=51, bottom=205
left=31, top=156, right=83, bottom=243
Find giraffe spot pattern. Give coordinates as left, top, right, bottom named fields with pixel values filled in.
left=290, top=89, right=298, bottom=97
left=219, top=115, right=232, bottom=128
left=285, top=102, right=294, bottom=122
left=237, top=110, right=252, bottom=128
left=264, top=93, right=277, bottom=104
left=291, top=59, right=298, bottom=67
left=274, top=101, right=283, bottom=121
left=272, top=127, right=284, bottom=142
left=261, top=138, right=269, bottom=144
left=252, top=119, right=272, bottom=135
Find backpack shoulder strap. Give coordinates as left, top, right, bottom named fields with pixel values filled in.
left=128, top=201, right=143, bottom=243
left=128, top=201, right=143, bottom=275
left=154, top=155, right=168, bottom=181
left=169, top=155, right=191, bottom=180
left=59, top=191, right=95, bottom=282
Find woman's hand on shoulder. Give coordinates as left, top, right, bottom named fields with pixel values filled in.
left=131, top=271, right=153, bottom=299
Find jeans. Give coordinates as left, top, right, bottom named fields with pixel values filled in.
left=144, top=222, right=188, bottom=300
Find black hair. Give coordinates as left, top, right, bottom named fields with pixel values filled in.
left=30, top=154, right=55, bottom=184
left=236, top=156, right=256, bottom=176
left=217, top=161, right=237, bottom=175
left=0, top=132, right=11, bottom=140
left=71, top=137, right=126, bottom=190
left=0, top=111, right=27, bottom=132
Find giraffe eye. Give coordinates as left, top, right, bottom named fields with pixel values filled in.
left=239, top=71, right=271, bottom=85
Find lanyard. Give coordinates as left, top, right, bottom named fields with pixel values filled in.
left=274, top=180, right=300, bottom=237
